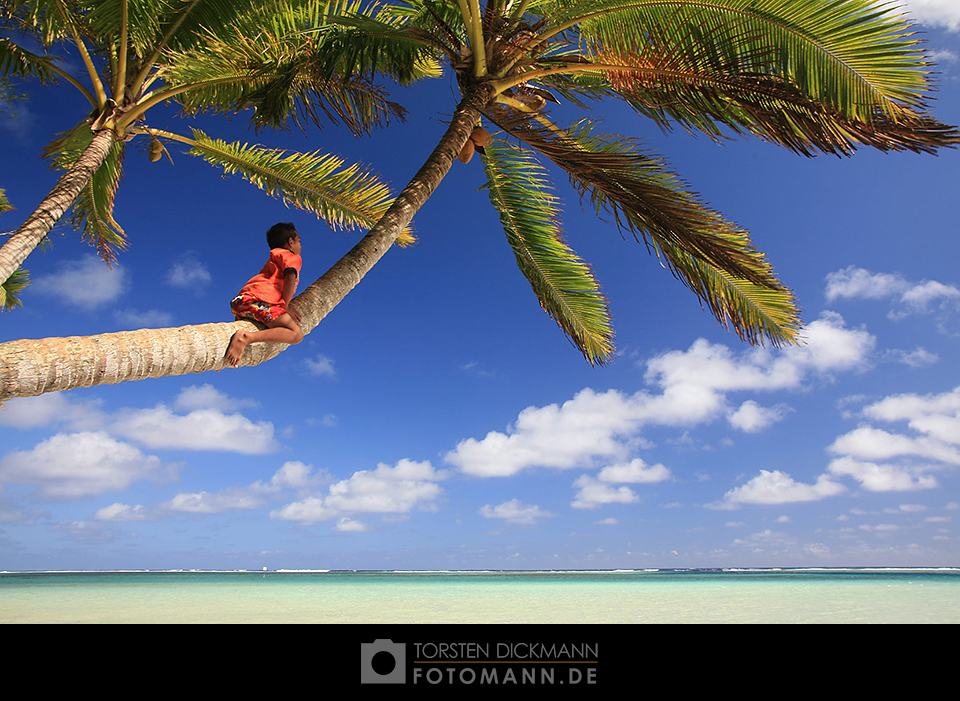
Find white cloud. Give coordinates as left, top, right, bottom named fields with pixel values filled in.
left=93, top=502, right=151, bottom=522
left=335, top=517, right=370, bottom=532
left=0, top=392, right=104, bottom=430
left=304, top=354, right=336, bottom=378
left=111, top=405, right=278, bottom=454
left=728, top=400, right=790, bottom=433
left=902, top=0, right=960, bottom=30
left=161, top=488, right=267, bottom=514
left=822, top=386, right=960, bottom=494
left=824, top=266, right=960, bottom=329
left=114, top=309, right=174, bottom=328
left=324, top=460, right=445, bottom=514
left=0, top=431, right=173, bottom=499
left=863, top=386, right=960, bottom=444
left=479, top=498, right=554, bottom=525
left=825, top=266, right=909, bottom=301
left=597, top=458, right=671, bottom=483
left=446, top=389, right=639, bottom=477
left=828, top=426, right=960, bottom=464
left=32, top=255, right=126, bottom=309
left=828, top=457, right=939, bottom=492
left=715, top=470, right=846, bottom=508
left=154, top=462, right=325, bottom=516
left=271, top=459, right=446, bottom=524
left=887, top=347, right=939, bottom=369
left=173, top=384, right=258, bottom=413
left=571, top=475, right=639, bottom=509
left=165, top=252, right=212, bottom=291
left=447, top=314, right=873, bottom=478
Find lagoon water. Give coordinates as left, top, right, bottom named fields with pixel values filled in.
left=2, top=569, right=958, bottom=623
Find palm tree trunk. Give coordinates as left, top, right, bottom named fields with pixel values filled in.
left=0, top=86, right=493, bottom=401
left=0, top=127, right=118, bottom=286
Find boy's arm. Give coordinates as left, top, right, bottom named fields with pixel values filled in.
left=283, top=270, right=301, bottom=324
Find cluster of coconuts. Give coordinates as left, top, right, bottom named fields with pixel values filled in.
left=148, top=137, right=164, bottom=162
left=458, top=126, right=492, bottom=164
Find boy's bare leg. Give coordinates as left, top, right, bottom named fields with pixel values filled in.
left=225, top=313, right=303, bottom=367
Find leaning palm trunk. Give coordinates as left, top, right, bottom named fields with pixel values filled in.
left=0, top=87, right=491, bottom=401
left=0, top=129, right=118, bottom=285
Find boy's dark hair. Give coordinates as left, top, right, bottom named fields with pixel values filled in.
left=266, top=222, right=298, bottom=250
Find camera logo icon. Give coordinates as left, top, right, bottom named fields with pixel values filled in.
left=360, top=639, right=406, bottom=684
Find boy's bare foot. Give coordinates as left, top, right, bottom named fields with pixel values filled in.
left=225, top=330, right=251, bottom=367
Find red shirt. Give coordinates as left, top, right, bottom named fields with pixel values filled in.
left=238, top=248, right=302, bottom=306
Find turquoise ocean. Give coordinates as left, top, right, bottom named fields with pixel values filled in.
left=2, top=569, right=958, bottom=623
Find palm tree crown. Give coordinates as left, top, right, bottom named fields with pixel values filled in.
left=325, top=0, right=959, bottom=364
left=0, top=0, right=426, bottom=289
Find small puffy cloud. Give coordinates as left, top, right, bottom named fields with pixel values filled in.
left=887, top=347, right=939, bottom=369
left=0, top=392, right=104, bottom=430
left=111, top=405, right=278, bottom=454
left=825, top=267, right=909, bottom=302
left=93, top=502, right=151, bottom=522
left=715, top=469, right=846, bottom=509
left=271, top=460, right=446, bottom=524
left=728, top=400, right=790, bottom=433
left=828, top=426, right=960, bottom=465
left=862, top=386, right=960, bottom=445
left=335, top=517, right=369, bottom=532
left=166, top=252, right=212, bottom=291
left=0, top=431, right=173, bottom=499
left=446, top=389, right=639, bottom=477
left=161, top=488, right=267, bottom=514
left=479, top=498, right=554, bottom=525
left=324, top=460, right=445, bottom=514
left=571, top=475, right=639, bottom=509
left=114, top=309, right=174, bottom=328
left=827, top=457, right=939, bottom=492
left=173, top=384, right=258, bottom=413
left=304, top=354, right=336, bottom=378
left=597, top=458, right=671, bottom=483
left=32, top=255, right=126, bottom=309
left=155, top=462, right=325, bottom=517
left=270, top=496, right=337, bottom=524
left=824, top=266, right=960, bottom=329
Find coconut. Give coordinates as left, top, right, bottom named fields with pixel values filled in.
left=458, top=138, right=475, bottom=164
left=148, top=149, right=163, bottom=162
left=470, top=127, right=492, bottom=147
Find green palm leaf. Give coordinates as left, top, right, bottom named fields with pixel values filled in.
left=488, top=110, right=799, bottom=345
left=0, top=190, right=29, bottom=310
left=43, top=124, right=128, bottom=263
left=0, top=36, right=58, bottom=83
left=481, top=138, right=615, bottom=364
left=163, top=22, right=409, bottom=135
left=186, top=129, right=415, bottom=246
left=0, top=266, right=29, bottom=310
left=527, top=0, right=959, bottom=154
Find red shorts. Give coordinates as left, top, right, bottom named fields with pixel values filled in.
left=231, top=294, right=286, bottom=324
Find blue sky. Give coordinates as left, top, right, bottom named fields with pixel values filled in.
left=1, top=3, right=959, bottom=571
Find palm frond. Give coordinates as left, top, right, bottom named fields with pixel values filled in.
left=537, top=0, right=959, bottom=153
left=488, top=109, right=799, bottom=345
left=481, top=138, right=615, bottom=364
left=187, top=130, right=415, bottom=246
left=656, top=234, right=801, bottom=346
left=43, top=124, right=128, bottom=263
left=163, top=23, right=409, bottom=135
left=0, top=266, right=30, bottom=310
left=0, top=36, right=59, bottom=83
